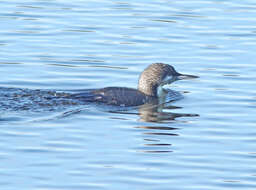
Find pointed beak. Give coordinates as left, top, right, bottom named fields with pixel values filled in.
left=176, top=73, right=199, bottom=80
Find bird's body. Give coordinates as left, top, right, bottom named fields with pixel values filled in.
left=69, top=63, right=197, bottom=107
left=70, top=87, right=155, bottom=106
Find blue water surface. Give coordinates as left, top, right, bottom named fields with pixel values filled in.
left=0, top=0, right=256, bottom=189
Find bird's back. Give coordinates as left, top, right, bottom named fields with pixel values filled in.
left=69, top=87, right=155, bottom=106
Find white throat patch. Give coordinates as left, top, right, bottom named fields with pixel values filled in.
left=157, top=85, right=164, bottom=98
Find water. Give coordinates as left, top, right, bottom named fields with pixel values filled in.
left=0, top=0, right=256, bottom=189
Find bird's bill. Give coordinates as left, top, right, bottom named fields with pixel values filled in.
left=176, top=73, right=199, bottom=80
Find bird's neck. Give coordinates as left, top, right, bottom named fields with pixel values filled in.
left=138, top=83, right=158, bottom=97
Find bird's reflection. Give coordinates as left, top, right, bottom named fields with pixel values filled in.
left=109, top=99, right=199, bottom=153
left=138, top=102, right=198, bottom=153
left=138, top=102, right=198, bottom=122
left=110, top=101, right=198, bottom=123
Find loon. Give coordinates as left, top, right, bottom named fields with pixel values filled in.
left=69, top=63, right=198, bottom=107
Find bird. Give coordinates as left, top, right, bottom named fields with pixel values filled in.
left=69, top=63, right=198, bottom=107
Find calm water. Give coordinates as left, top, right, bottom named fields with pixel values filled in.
left=1, top=0, right=256, bottom=189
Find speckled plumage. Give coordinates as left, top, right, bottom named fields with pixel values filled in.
left=138, top=63, right=179, bottom=96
